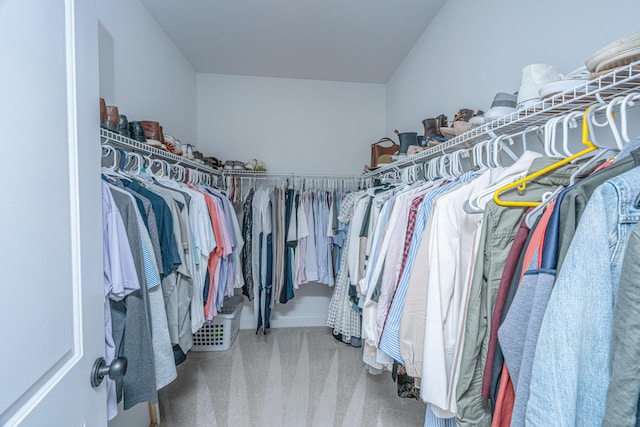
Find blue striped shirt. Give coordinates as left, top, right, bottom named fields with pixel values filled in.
left=425, top=404, right=455, bottom=427
left=378, top=172, right=474, bottom=363
left=136, top=207, right=161, bottom=289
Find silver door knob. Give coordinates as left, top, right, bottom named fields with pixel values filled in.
left=90, top=357, right=127, bottom=388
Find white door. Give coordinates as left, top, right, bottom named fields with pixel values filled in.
left=0, top=0, right=105, bottom=425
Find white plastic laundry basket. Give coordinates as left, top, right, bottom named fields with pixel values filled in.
left=192, top=295, right=243, bottom=351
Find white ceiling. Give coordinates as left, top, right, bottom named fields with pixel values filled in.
left=140, top=0, right=445, bottom=84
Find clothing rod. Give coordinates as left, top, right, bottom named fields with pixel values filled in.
left=222, top=170, right=364, bottom=179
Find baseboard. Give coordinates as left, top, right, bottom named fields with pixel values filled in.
left=239, top=314, right=328, bottom=330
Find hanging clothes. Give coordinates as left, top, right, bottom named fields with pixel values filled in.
left=241, top=188, right=255, bottom=300
left=604, top=221, right=640, bottom=425
left=105, top=183, right=159, bottom=414
left=326, top=190, right=367, bottom=345
left=455, top=156, right=596, bottom=427
left=102, top=182, right=140, bottom=420
left=526, top=165, right=640, bottom=426
left=100, top=154, right=241, bottom=420
left=251, top=187, right=273, bottom=332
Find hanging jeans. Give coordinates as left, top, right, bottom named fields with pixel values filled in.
left=256, top=232, right=273, bottom=334
left=242, top=189, right=255, bottom=300
left=281, top=189, right=296, bottom=303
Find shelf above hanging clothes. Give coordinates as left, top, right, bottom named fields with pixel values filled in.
left=366, top=60, right=640, bottom=178
left=221, top=169, right=363, bottom=179
left=100, top=128, right=222, bottom=177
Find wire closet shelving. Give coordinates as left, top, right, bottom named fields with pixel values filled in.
left=100, top=128, right=222, bottom=177
left=100, top=61, right=640, bottom=181
left=366, top=61, right=640, bottom=177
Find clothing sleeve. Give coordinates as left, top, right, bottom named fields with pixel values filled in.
left=347, top=198, right=367, bottom=287
left=103, top=186, right=140, bottom=301
left=296, top=199, right=309, bottom=239
left=604, top=224, right=640, bottom=426
left=199, top=197, right=217, bottom=256
left=455, top=209, right=491, bottom=427
left=526, top=182, right=626, bottom=426
left=209, top=197, right=233, bottom=259
left=419, top=195, right=459, bottom=417
left=138, top=215, right=161, bottom=289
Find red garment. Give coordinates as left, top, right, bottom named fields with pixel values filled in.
left=196, top=188, right=224, bottom=320
left=491, top=364, right=514, bottom=427
left=591, top=159, right=614, bottom=175
left=490, top=202, right=556, bottom=426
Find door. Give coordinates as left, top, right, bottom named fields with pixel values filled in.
left=0, top=0, right=105, bottom=425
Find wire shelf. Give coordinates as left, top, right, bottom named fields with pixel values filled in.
left=100, top=60, right=640, bottom=181
left=365, top=61, right=640, bottom=177
left=100, top=128, right=222, bottom=176
left=221, top=169, right=363, bottom=179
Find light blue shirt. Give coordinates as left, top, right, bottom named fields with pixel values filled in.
left=378, top=172, right=474, bottom=363
left=526, top=165, right=640, bottom=426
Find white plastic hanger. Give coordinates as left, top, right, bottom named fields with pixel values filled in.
left=125, top=152, right=144, bottom=175
left=463, top=170, right=526, bottom=214
left=487, top=137, right=501, bottom=169
left=585, top=102, right=611, bottom=149
left=464, top=132, right=536, bottom=214
left=458, top=149, right=471, bottom=176
left=426, top=157, right=440, bottom=181
left=438, top=154, right=452, bottom=180
left=521, top=125, right=543, bottom=153
left=172, top=164, right=186, bottom=182
left=471, top=141, right=483, bottom=171
left=620, top=92, right=640, bottom=144
left=605, top=95, right=626, bottom=149
left=101, top=146, right=130, bottom=179
left=524, top=186, right=564, bottom=228
left=560, top=111, right=584, bottom=157
left=567, top=99, right=624, bottom=185
left=101, top=145, right=118, bottom=171
left=450, top=149, right=464, bottom=177
left=475, top=140, right=490, bottom=170
left=543, top=116, right=563, bottom=157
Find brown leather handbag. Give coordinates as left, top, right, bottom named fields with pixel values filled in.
left=368, top=138, right=398, bottom=169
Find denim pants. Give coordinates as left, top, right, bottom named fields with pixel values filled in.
left=256, top=232, right=273, bottom=334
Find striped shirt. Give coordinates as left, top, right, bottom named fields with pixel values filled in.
left=424, top=404, right=455, bottom=427
left=138, top=214, right=161, bottom=289
left=378, top=172, right=474, bottom=363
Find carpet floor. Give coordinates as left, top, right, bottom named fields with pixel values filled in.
left=158, top=327, right=426, bottom=426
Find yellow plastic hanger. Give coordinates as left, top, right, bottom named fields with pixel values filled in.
left=493, top=105, right=598, bottom=207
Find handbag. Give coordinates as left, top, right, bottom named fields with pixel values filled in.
left=369, top=138, right=398, bottom=169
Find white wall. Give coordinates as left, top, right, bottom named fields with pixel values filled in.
left=97, top=0, right=197, bottom=145
left=386, top=0, right=640, bottom=135
left=238, top=285, right=334, bottom=331
left=197, top=74, right=386, bottom=173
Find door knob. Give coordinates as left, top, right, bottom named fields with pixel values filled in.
left=90, top=356, right=128, bottom=388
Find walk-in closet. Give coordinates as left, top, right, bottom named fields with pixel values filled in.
left=4, top=1, right=640, bottom=426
